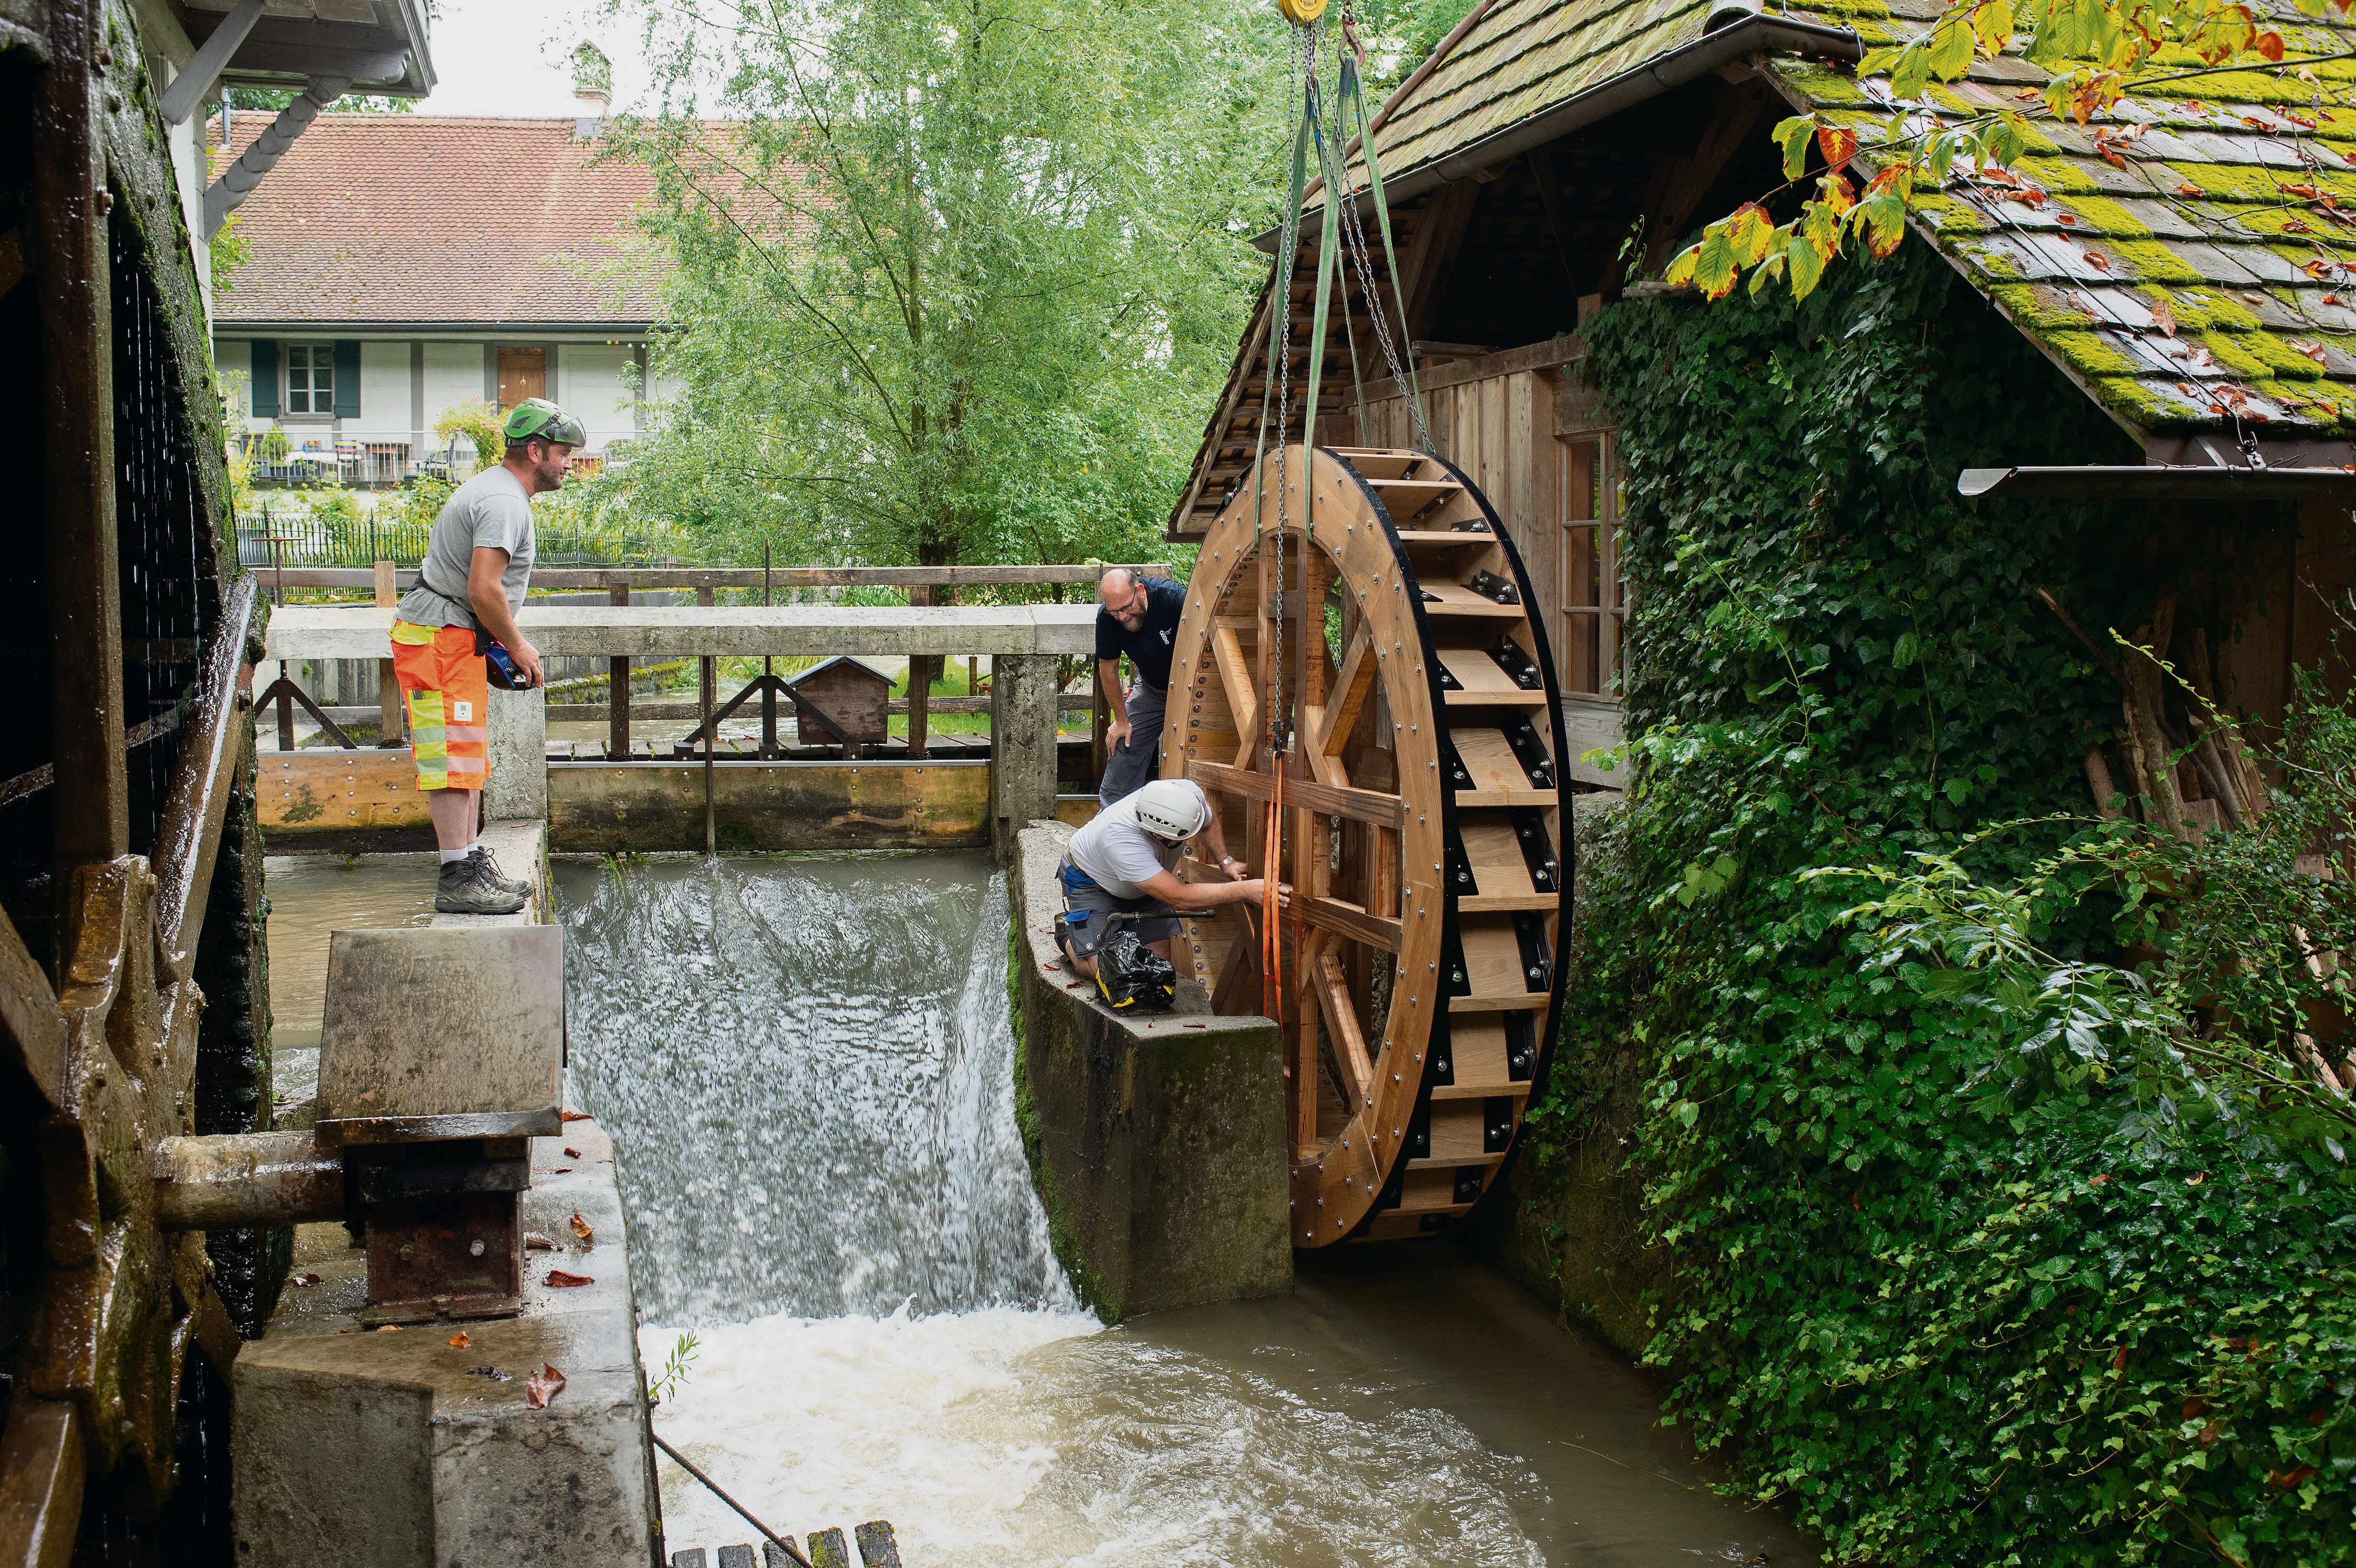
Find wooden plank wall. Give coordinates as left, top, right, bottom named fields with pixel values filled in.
left=1340, top=369, right=1561, bottom=675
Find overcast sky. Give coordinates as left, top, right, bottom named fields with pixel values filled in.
left=408, top=0, right=674, bottom=117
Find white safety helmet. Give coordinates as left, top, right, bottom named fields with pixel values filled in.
left=1132, top=779, right=1211, bottom=841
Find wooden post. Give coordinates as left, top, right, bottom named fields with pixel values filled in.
left=607, top=581, right=631, bottom=760
left=697, top=584, right=716, bottom=852
left=374, top=560, right=405, bottom=745
left=1089, top=659, right=1109, bottom=784
left=39, top=0, right=128, bottom=868
left=987, top=654, right=1058, bottom=865
left=760, top=544, right=777, bottom=759
left=906, top=584, right=931, bottom=761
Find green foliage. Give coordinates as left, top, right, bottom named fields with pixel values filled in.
left=600, top=0, right=1291, bottom=568
left=648, top=1329, right=700, bottom=1401
left=433, top=399, right=506, bottom=477
left=1549, top=246, right=2356, bottom=1565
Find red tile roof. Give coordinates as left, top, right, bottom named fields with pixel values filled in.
left=208, top=114, right=668, bottom=328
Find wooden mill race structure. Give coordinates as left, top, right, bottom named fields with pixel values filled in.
left=1162, top=444, right=1568, bottom=1246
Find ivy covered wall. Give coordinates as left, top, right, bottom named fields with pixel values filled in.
left=1484, top=248, right=2356, bottom=1566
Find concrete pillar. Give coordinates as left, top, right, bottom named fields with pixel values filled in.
left=485, top=686, right=546, bottom=824
left=989, top=653, right=1058, bottom=864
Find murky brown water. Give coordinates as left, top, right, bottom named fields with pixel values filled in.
left=261, top=852, right=436, bottom=1101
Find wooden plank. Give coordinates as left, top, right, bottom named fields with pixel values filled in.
left=39, top=0, right=125, bottom=867
left=0, top=908, right=65, bottom=1116
left=1188, top=759, right=1406, bottom=830
left=1417, top=582, right=1522, bottom=619
left=0, top=1396, right=84, bottom=1568
left=1314, top=622, right=1374, bottom=780
left=1454, top=787, right=1559, bottom=809
left=1312, top=943, right=1374, bottom=1104
left=1212, top=623, right=1261, bottom=770
left=1296, top=894, right=1403, bottom=954
left=1459, top=893, right=1558, bottom=913
left=154, top=578, right=262, bottom=980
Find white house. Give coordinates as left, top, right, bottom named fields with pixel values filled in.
left=209, top=110, right=679, bottom=483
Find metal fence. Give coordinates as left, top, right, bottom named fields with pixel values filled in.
left=232, top=428, right=623, bottom=490
left=236, top=506, right=683, bottom=572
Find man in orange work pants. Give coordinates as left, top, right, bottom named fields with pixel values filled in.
left=389, top=398, right=579, bottom=913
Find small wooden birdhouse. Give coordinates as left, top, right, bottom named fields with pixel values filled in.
left=784, top=656, right=892, bottom=757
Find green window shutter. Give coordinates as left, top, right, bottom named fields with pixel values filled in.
left=250, top=340, right=280, bottom=418
left=332, top=340, right=361, bottom=418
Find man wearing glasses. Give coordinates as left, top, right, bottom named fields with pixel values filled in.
left=1093, top=566, right=1187, bottom=805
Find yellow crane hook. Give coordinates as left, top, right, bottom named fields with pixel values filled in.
left=1277, top=0, right=1328, bottom=25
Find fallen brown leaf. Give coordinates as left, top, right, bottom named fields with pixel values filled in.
left=2083, top=250, right=2111, bottom=271
left=570, top=1210, right=595, bottom=1247
left=547, top=1167, right=573, bottom=1174
left=2326, top=293, right=2346, bottom=306
left=2057, top=213, right=2079, bottom=225
left=449, top=1332, right=470, bottom=1348
left=524, top=1232, right=557, bottom=1251
left=2177, top=181, right=2205, bottom=198
left=545, top=1269, right=595, bottom=1288
left=2150, top=298, right=2177, bottom=337
left=563, top=1147, right=582, bottom=1158
left=524, top=1363, right=567, bottom=1409
left=376, top=1325, right=403, bottom=1333
left=561, top=1110, right=592, bottom=1122
left=290, top=1272, right=323, bottom=1287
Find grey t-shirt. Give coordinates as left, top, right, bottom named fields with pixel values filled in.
left=1068, top=781, right=1209, bottom=898
left=395, top=466, right=534, bottom=629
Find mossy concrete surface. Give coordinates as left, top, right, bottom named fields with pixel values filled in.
left=1010, top=822, right=1290, bottom=1320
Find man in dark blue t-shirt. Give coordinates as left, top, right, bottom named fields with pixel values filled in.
left=1093, top=567, right=1187, bottom=805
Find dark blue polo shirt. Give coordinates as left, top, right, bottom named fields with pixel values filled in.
left=1094, top=576, right=1186, bottom=690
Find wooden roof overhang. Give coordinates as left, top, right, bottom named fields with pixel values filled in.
left=1167, top=6, right=1864, bottom=539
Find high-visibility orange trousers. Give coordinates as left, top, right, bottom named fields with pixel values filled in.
left=390, top=621, right=490, bottom=792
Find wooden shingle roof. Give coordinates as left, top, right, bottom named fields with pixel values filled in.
left=1773, top=0, right=2356, bottom=446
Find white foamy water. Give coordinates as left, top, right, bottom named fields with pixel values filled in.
left=559, top=854, right=1073, bottom=1322
left=557, top=854, right=1816, bottom=1567
left=638, top=1304, right=1553, bottom=1567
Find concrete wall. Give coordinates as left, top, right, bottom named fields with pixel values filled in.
left=548, top=761, right=993, bottom=853
left=1010, top=822, right=1290, bottom=1320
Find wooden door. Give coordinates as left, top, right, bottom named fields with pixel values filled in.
left=497, top=347, right=546, bottom=409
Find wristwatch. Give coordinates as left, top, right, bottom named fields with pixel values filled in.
left=1219, top=854, right=1242, bottom=871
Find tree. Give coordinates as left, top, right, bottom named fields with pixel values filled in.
left=1668, top=0, right=2350, bottom=302
left=599, top=0, right=1291, bottom=570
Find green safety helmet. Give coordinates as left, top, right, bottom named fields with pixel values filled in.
left=502, top=397, right=586, bottom=447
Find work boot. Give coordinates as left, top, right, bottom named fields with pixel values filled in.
left=435, top=853, right=528, bottom=916
left=468, top=845, right=532, bottom=898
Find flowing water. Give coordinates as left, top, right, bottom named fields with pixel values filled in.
left=543, top=853, right=1822, bottom=1568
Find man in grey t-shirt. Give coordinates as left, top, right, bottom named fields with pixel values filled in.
left=389, top=397, right=582, bottom=914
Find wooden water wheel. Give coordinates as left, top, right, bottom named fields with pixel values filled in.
left=1160, top=445, right=1570, bottom=1246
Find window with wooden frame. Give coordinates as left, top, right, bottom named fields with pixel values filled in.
left=1558, top=433, right=1625, bottom=699
left=284, top=343, right=335, bottom=416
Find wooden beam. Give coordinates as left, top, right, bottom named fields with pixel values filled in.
left=0, top=908, right=65, bottom=1116
left=1360, top=334, right=1586, bottom=403
left=607, top=582, right=631, bottom=760
left=40, top=0, right=127, bottom=867
left=1400, top=179, right=1481, bottom=343
left=1312, top=942, right=1374, bottom=1105
left=1213, top=904, right=1263, bottom=1017
left=1314, top=621, right=1374, bottom=775
left=1646, top=84, right=1776, bottom=272
left=1526, top=148, right=1582, bottom=293
left=0, top=1397, right=84, bottom=1568
left=1214, top=622, right=1261, bottom=772
left=154, top=578, right=261, bottom=980
left=1297, top=893, right=1403, bottom=954
left=1188, top=759, right=1407, bottom=830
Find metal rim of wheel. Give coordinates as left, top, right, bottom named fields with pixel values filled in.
left=1160, top=443, right=1571, bottom=1247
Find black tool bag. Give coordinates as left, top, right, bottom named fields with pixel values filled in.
left=1094, top=922, right=1177, bottom=1013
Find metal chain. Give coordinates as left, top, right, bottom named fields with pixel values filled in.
left=1269, top=19, right=1318, bottom=757
left=1331, top=30, right=1431, bottom=454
